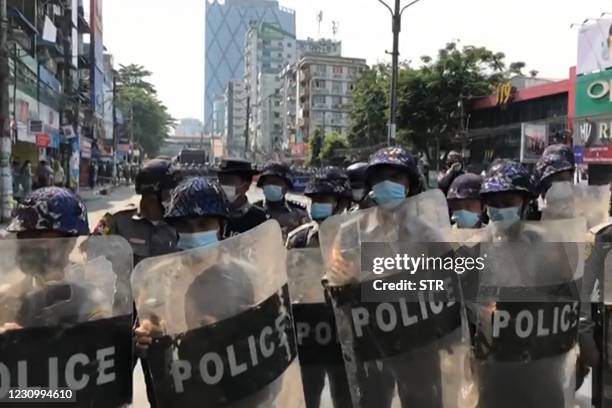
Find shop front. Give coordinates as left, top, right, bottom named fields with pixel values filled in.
left=573, top=69, right=612, bottom=185
left=79, top=136, right=92, bottom=187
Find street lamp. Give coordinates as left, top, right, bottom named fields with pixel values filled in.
left=376, top=0, right=424, bottom=146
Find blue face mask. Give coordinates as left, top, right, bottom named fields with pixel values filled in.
left=487, top=206, right=522, bottom=223
left=263, top=185, right=285, bottom=202
left=451, top=210, right=481, bottom=228
left=178, top=230, right=219, bottom=251
left=372, top=181, right=406, bottom=207
left=310, top=203, right=333, bottom=220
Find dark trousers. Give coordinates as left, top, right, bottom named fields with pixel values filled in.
left=301, top=364, right=353, bottom=408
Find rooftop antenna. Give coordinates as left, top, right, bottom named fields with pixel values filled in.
left=317, top=11, right=323, bottom=37
left=332, top=21, right=339, bottom=39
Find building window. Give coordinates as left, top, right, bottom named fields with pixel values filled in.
left=314, top=80, right=326, bottom=89
left=331, top=96, right=341, bottom=107
left=333, top=66, right=343, bottom=74
left=332, top=81, right=343, bottom=93
left=274, top=112, right=281, bottom=119
left=315, top=64, right=326, bottom=74
left=314, top=95, right=326, bottom=106
left=314, top=111, right=324, bottom=120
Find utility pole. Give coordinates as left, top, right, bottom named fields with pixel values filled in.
left=244, top=95, right=250, bottom=160
left=377, top=0, right=423, bottom=146
left=0, top=0, right=12, bottom=221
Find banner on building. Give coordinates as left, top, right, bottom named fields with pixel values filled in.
left=577, top=18, right=612, bottom=75
left=575, top=70, right=612, bottom=117
left=81, top=137, right=92, bottom=159
left=36, top=133, right=51, bottom=147
left=574, top=116, right=612, bottom=148
left=520, top=123, right=548, bottom=163
left=584, top=145, right=612, bottom=163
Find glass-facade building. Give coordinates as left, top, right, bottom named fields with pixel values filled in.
left=205, top=0, right=295, bottom=132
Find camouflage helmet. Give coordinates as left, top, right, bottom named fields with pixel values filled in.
left=346, top=162, right=368, bottom=183
left=256, top=161, right=293, bottom=189
left=304, top=166, right=352, bottom=199
left=8, top=187, right=89, bottom=236
left=480, top=159, right=535, bottom=197
left=447, top=173, right=483, bottom=201
left=534, top=144, right=575, bottom=187
left=366, top=146, right=422, bottom=196
left=135, top=158, right=180, bottom=195
left=165, top=177, right=230, bottom=220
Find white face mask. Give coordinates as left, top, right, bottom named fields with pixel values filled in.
left=221, top=185, right=238, bottom=202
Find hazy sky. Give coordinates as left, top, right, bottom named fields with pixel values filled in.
left=103, top=0, right=611, bottom=121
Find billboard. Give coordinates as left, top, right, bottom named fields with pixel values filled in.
left=520, top=123, right=547, bottom=163
left=90, top=0, right=104, bottom=118
left=575, top=70, right=612, bottom=117
left=577, top=18, right=612, bottom=75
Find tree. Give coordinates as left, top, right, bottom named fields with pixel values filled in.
left=308, top=128, right=324, bottom=167
left=116, top=64, right=157, bottom=94
left=320, top=132, right=349, bottom=165
left=116, top=64, right=174, bottom=157
left=347, top=65, right=388, bottom=149
left=396, top=41, right=526, bottom=158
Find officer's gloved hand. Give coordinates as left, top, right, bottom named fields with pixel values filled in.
left=134, top=315, right=165, bottom=352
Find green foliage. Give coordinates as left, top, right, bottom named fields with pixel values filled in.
left=320, top=132, right=349, bottom=164
left=308, top=128, right=324, bottom=167
left=347, top=65, right=389, bottom=149
left=116, top=65, right=174, bottom=157
left=346, top=41, right=526, bottom=162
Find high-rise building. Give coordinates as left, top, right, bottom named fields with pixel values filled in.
left=296, top=55, right=368, bottom=141
left=244, top=22, right=296, bottom=156
left=212, top=95, right=226, bottom=137
left=205, top=0, right=295, bottom=132
left=223, top=80, right=247, bottom=158
left=281, top=38, right=343, bottom=149
left=175, top=118, right=204, bottom=138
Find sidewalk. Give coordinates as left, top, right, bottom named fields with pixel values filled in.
left=78, top=183, right=121, bottom=201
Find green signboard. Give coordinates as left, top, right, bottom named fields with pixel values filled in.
left=576, top=70, right=612, bottom=117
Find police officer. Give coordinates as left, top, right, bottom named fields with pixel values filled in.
left=217, top=158, right=268, bottom=238
left=437, top=150, right=465, bottom=195
left=534, top=144, right=576, bottom=198
left=366, top=146, right=423, bottom=208
left=2, top=187, right=100, bottom=328
left=286, top=167, right=352, bottom=408
left=93, top=157, right=180, bottom=266
left=346, top=162, right=374, bottom=210
left=255, top=161, right=309, bottom=238
left=480, top=158, right=535, bottom=223
left=447, top=173, right=485, bottom=229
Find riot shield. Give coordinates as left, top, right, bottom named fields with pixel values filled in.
left=287, top=248, right=351, bottom=408
left=466, top=218, right=587, bottom=408
left=319, top=189, right=476, bottom=408
left=131, top=220, right=305, bottom=408
left=0, top=235, right=134, bottom=407
left=542, top=182, right=611, bottom=229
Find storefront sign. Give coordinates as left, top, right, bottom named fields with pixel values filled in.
left=80, top=137, right=92, bottom=159
left=496, top=82, right=515, bottom=105
left=584, top=145, right=612, bottom=163
left=36, top=133, right=50, bottom=147
left=574, top=116, right=612, bottom=147
left=576, top=70, right=612, bottom=117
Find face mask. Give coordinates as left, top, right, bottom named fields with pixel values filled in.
left=263, top=185, right=284, bottom=202
left=310, top=203, right=333, bottom=220
left=372, top=181, right=406, bottom=208
left=221, top=185, right=237, bottom=202
left=451, top=210, right=480, bottom=228
left=487, top=206, right=522, bottom=223
left=178, top=230, right=219, bottom=251
left=352, top=189, right=365, bottom=202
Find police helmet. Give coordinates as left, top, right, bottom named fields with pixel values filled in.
left=165, top=177, right=230, bottom=220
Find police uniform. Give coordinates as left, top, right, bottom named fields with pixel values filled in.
left=285, top=166, right=352, bottom=408
left=256, top=161, right=309, bottom=239
left=94, top=207, right=177, bottom=266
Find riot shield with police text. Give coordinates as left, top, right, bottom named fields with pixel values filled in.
left=319, top=189, right=476, bottom=408
left=0, top=236, right=134, bottom=407
left=466, top=218, right=587, bottom=408
left=287, top=248, right=351, bottom=408
left=131, top=220, right=305, bottom=408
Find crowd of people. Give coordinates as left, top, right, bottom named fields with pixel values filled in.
left=0, top=144, right=611, bottom=407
